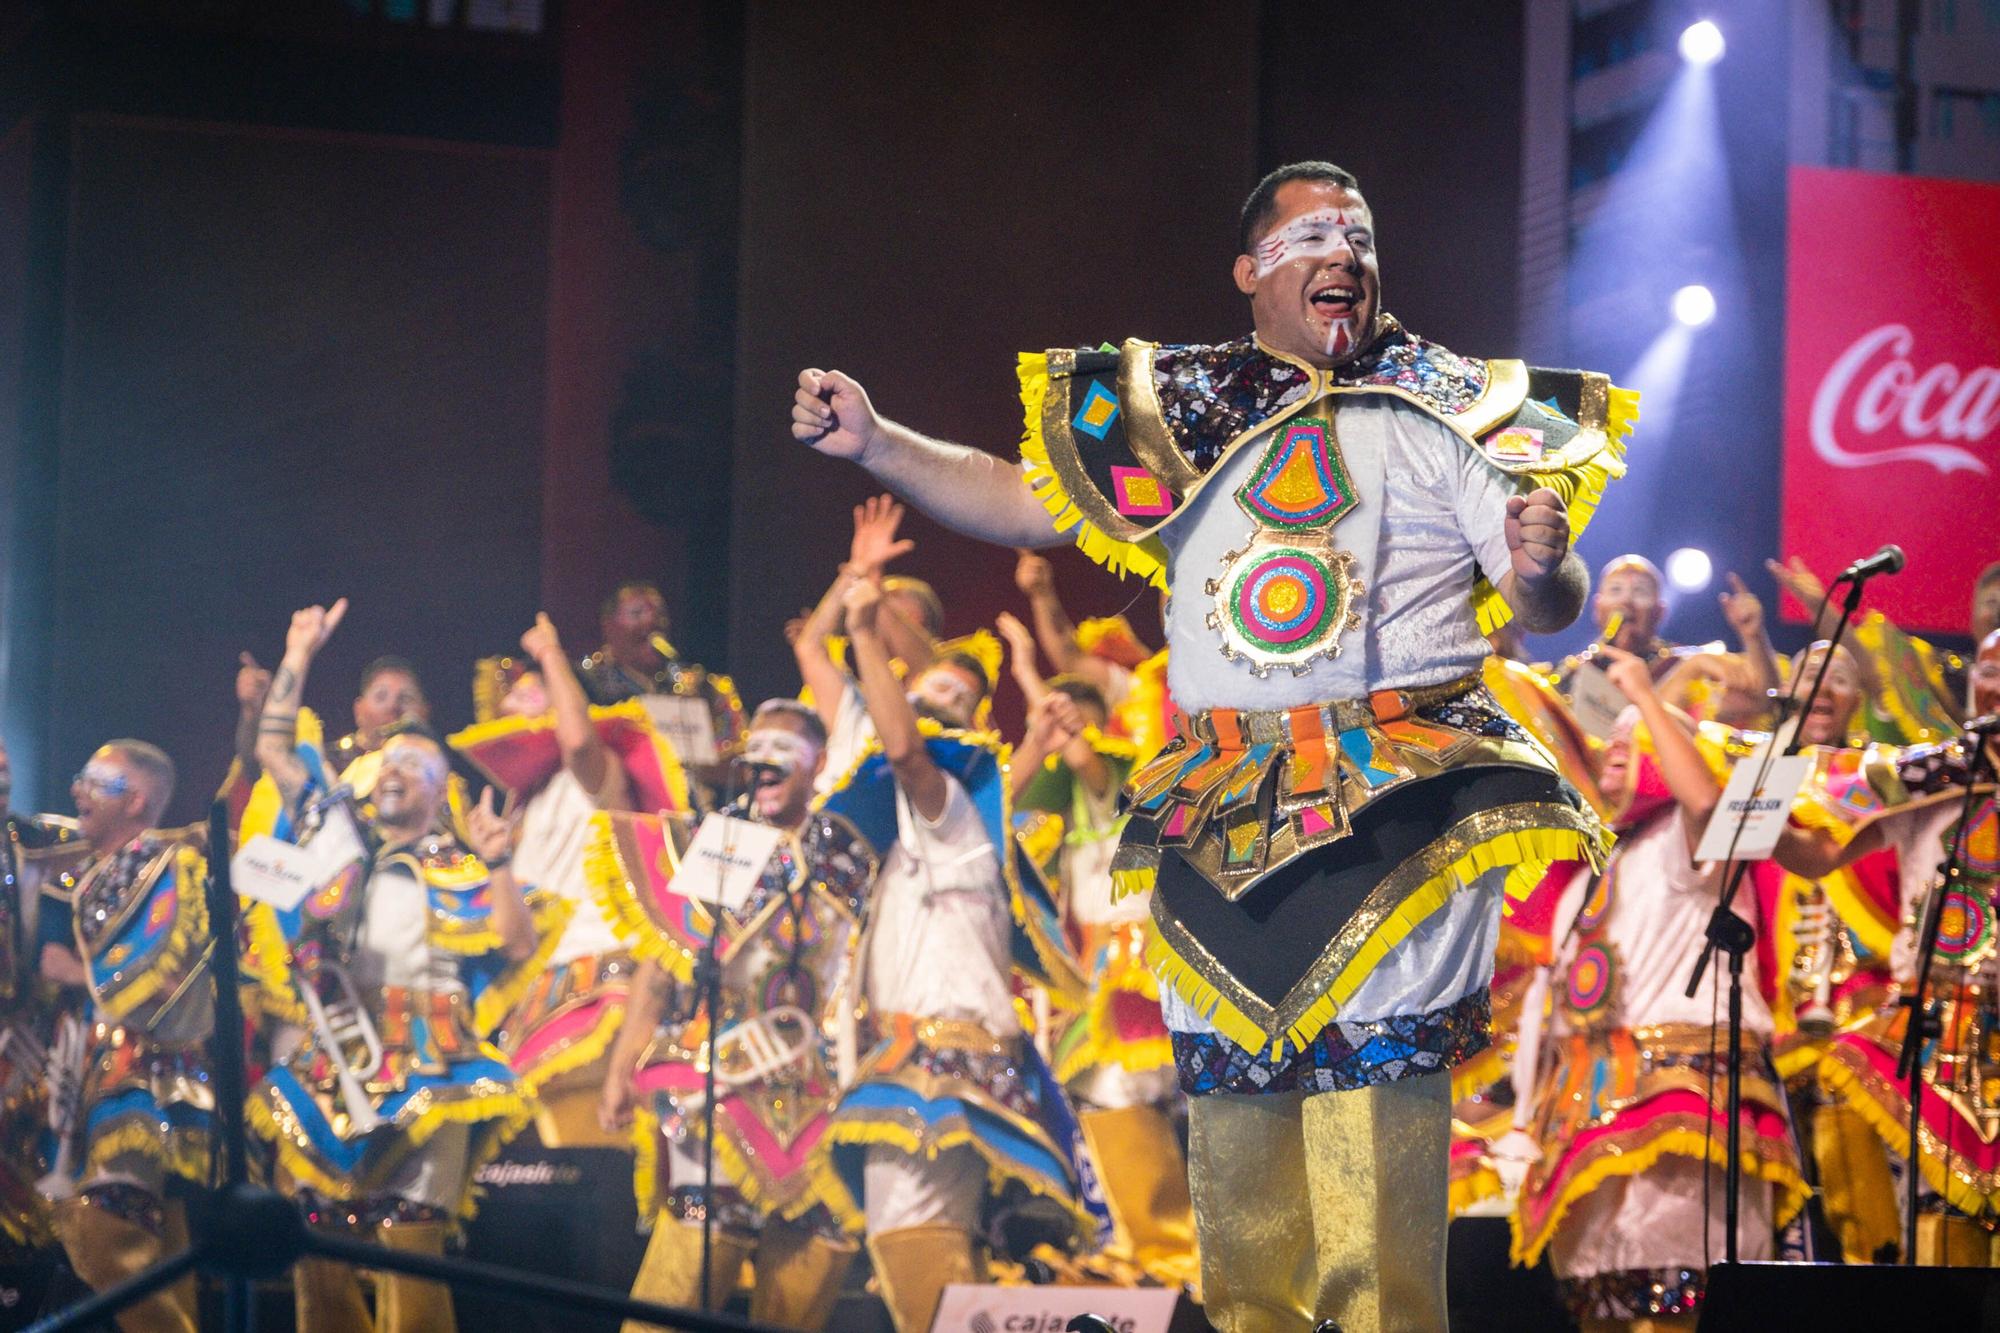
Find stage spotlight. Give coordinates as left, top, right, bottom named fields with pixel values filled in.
left=1671, top=283, right=1716, bottom=328
left=1666, top=547, right=1713, bottom=593
left=1679, top=19, right=1725, bottom=65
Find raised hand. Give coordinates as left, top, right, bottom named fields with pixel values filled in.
left=850, top=494, right=915, bottom=575
left=841, top=574, right=884, bottom=635
left=1014, top=549, right=1054, bottom=599
left=1599, top=643, right=1657, bottom=705
left=235, top=652, right=272, bottom=711
left=283, top=599, right=348, bottom=663
left=995, top=611, right=1036, bottom=665
left=1504, top=487, right=1571, bottom=583
left=1718, top=573, right=1764, bottom=642
left=520, top=611, right=563, bottom=666
left=793, top=368, right=882, bottom=461
left=1764, top=555, right=1828, bottom=611
left=466, top=787, right=518, bottom=864
left=1025, top=691, right=1084, bottom=753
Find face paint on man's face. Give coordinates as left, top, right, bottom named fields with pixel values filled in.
left=743, top=728, right=819, bottom=777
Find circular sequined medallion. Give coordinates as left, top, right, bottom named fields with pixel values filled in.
left=1207, top=537, right=1363, bottom=677
left=1933, top=887, right=1995, bottom=965
left=1951, top=798, right=1999, bottom=879
left=1566, top=941, right=1616, bottom=1018
left=1574, top=872, right=1614, bottom=934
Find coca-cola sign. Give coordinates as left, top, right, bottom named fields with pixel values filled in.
left=1783, top=168, right=2000, bottom=633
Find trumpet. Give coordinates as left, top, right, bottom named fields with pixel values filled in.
left=298, top=960, right=384, bottom=1135
left=709, top=1004, right=815, bottom=1092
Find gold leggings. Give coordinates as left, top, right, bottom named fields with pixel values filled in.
left=1186, top=1074, right=1451, bottom=1333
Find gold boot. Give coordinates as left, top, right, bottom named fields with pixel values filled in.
left=748, top=1218, right=858, bottom=1331
left=1812, top=1100, right=1901, bottom=1264
left=866, top=1223, right=983, bottom=1333
left=622, top=1215, right=754, bottom=1331
left=51, top=1194, right=197, bottom=1333
left=371, top=1218, right=456, bottom=1333
left=1080, top=1104, right=1200, bottom=1289
left=294, top=1253, right=372, bottom=1333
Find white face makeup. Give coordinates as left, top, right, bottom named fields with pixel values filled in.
left=910, top=669, right=980, bottom=725
left=501, top=674, right=549, bottom=719
left=1253, top=207, right=1376, bottom=360
left=743, top=727, right=819, bottom=777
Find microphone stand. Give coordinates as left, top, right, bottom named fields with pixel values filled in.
left=1682, top=572, right=1867, bottom=1263
left=1892, top=725, right=1993, bottom=1266
left=30, top=798, right=782, bottom=1333
left=691, top=764, right=748, bottom=1311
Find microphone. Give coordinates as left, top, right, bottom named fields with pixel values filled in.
left=648, top=632, right=681, bottom=662
left=1964, top=714, right=2000, bottom=737
left=733, top=757, right=788, bottom=781
left=1835, top=544, right=1905, bottom=584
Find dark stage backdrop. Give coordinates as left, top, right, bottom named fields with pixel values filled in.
left=48, top=116, right=551, bottom=821
left=727, top=2, right=1258, bottom=726
left=0, top=116, right=36, bottom=796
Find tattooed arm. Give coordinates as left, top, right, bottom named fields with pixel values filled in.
left=254, top=599, right=348, bottom=806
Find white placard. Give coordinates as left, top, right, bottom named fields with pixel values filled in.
left=231, top=836, right=322, bottom=911
left=930, top=1283, right=1182, bottom=1333
left=1566, top=664, right=1630, bottom=740
left=643, top=694, right=719, bottom=766
left=231, top=803, right=368, bottom=912
left=676, top=814, right=783, bottom=913
left=1694, top=754, right=1814, bottom=865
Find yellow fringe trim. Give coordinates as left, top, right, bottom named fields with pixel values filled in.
left=240, top=899, right=308, bottom=1026
left=1110, top=867, right=1157, bottom=902
left=1450, top=1163, right=1503, bottom=1219
left=470, top=894, right=575, bottom=1038
left=818, top=1117, right=1090, bottom=1241
left=1053, top=967, right=1173, bottom=1084
left=1818, top=1052, right=2000, bottom=1218
left=1451, top=1044, right=1508, bottom=1105
left=83, top=1118, right=210, bottom=1187
left=94, top=845, right=210, bottom=1025
left=1473, top=381, right=1638, bottom=635
left=1016, top=353, right=1169, bottom=589
left=512, top=997, right=626, bottom=1099
left=1510, top=1124, right=1809, bottom=1268
left=1147, top=824, right=1603, bottom=1058
left=248, top=1084, right=534, bottom=1226
left=583, top=812, right=701, bottom=985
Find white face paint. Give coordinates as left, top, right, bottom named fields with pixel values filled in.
left=910, top=667, right=981, bottom=726
left=743, top=727, right=819, bottom=776
left=1253, top=208, right=1376, bottom=360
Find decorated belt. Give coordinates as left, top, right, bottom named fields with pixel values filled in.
left=1183, top=674, right=1483, bottom=748
left=1115, top=671, right=1552, bottom=902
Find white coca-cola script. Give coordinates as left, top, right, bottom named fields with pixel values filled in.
left=1809, top=324, right=1997, bottom=475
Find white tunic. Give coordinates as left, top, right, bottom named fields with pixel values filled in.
left=350, top=862, right=463, bottom=997
left=511, top=767, right=622, bottom=963
left=1159, top=395, right=1519, bottom=714
left=862, top=775, right=1018, bottom=1036
left=1549, top=810, right=1773, bottom=1037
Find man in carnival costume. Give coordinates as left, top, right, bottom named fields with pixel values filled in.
left=811, top=576, right=1093, bottom=1333
left=1775, top=628, right=2000, bottom=1265
left=789, top=160, right=1634, bottom=1330
left=1496, top=651, right=1805, bottom=1328
left=450, top=614, right=691, bottom=1149
left=247, top=600, right=542, bottom=1333
left=50, top=740, right=209, bottom=1333
left=0, top=738, right=87, bottom=1254
left=593, top=698, right=874, bottom=1331
left=578, top=580, right=747, bottom=797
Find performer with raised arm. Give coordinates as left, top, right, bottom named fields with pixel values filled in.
left=49, top=740, right=208, bottom=1333
left=451, top=613, right=692, bottom=1149
left=790, top=160, right=1632, bottom=1331
left=593, top=698, right=873, bottom=1332
left=246, top=601, right=541, bottom=1333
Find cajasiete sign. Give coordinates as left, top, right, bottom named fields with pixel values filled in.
left=1781, top=166, right=2000, bottom=633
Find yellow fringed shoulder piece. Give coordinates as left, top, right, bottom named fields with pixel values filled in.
left=1474, top=381, right=1638, bottom=634
left=470, top=893, right=575, bottom=1038
left=582, top=812, right=701, bottom=986
left=1017, top=353, right=1169, bottom=590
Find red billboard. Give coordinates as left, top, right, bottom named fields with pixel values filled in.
left=1781, top=166, right=2000, bottom=634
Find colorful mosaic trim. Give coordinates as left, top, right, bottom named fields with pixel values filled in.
left=1171, top=987, right=1489, bottom=1096
left=1559, top=1267, right=1704, bottom=1323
